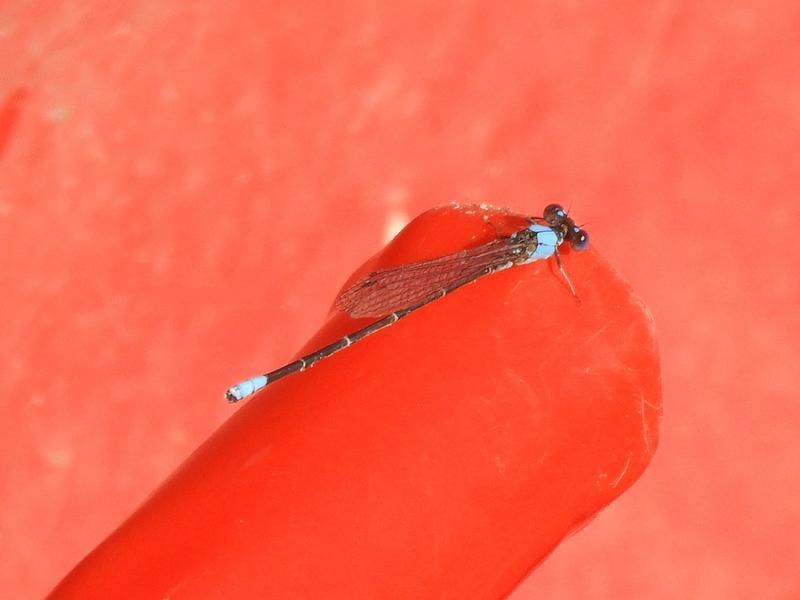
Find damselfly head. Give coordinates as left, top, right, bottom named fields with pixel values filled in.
left=542, top=203, right=588, bottom=252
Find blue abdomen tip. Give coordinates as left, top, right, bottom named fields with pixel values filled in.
left=226, top=375, right=268, bottom=403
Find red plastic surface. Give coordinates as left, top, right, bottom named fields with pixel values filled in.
left=47, top=205, right=660, bottom=599
left=3, top=2, right=800, bottom=599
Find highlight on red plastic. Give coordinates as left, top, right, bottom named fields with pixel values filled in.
left=48, top=205, right=662, bottom=599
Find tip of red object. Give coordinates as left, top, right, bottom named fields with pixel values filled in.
left=49, top=204, right=661, bottom=600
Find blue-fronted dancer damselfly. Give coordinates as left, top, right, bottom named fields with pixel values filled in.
left=226, top=204, right=588, bottom=403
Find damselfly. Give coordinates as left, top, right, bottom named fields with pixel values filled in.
left=225, top=204, right=588, bottom=403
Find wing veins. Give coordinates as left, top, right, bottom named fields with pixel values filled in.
left=337, top=236, right=526, bottom=318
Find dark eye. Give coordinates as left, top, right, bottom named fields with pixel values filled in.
left=570, top=227, right=589, bottom=251
left=543, top=203, right=566, bottom=225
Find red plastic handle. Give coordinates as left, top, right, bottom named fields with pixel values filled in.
left=48, top=205, right=661, bottom=599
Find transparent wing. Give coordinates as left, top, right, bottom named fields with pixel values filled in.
left=336, top=237, right=525, bottom=318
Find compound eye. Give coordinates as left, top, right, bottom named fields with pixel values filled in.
left=570, top=227, right=589, bottom=251
left=543, top=203, right=566, bottom=225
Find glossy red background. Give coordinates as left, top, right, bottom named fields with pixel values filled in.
left=1, top=2, right=798, bottom=599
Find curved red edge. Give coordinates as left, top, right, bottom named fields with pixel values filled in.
left=48, top=205, right=662, bottom=599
